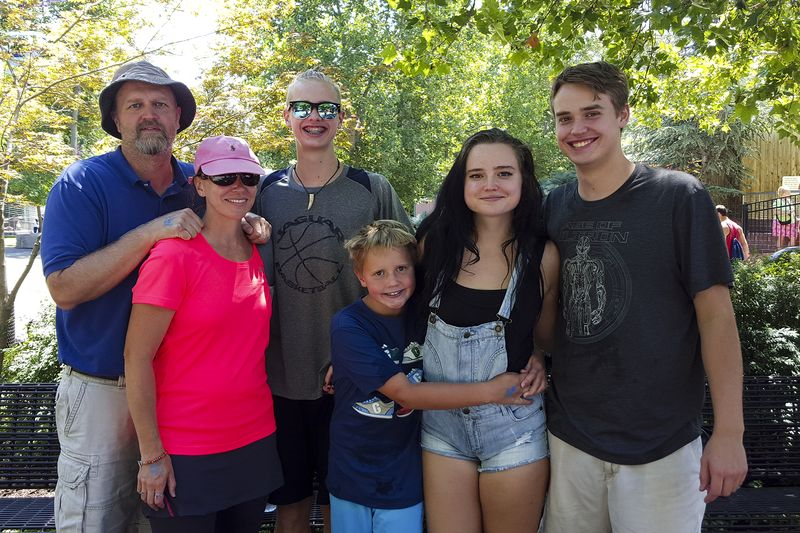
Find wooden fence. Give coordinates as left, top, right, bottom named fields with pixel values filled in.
left=743, top=135, right=800, bottom=194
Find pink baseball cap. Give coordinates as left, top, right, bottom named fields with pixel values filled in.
left=194, top=135, right=265, bottom=176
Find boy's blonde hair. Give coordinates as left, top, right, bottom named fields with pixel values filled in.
left=345, top=220, right=417, bottom=273
left=286, top=69, right=341, bottom=106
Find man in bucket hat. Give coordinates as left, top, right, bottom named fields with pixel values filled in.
left=41, top=61, right=269, bottom=532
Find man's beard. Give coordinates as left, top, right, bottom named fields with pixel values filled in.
left=134, top=123, right=170, bottom=155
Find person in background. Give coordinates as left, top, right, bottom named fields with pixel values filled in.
left=255, top=69, right=411, bottom=533
left=773, top=185, right=797, bottom=249
left=716, top=205, right=750, bottom=261
left=125, top=135, right=282, bottom=532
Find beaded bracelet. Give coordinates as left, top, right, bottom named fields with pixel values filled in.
left=137, top=450, right=167, bottom=467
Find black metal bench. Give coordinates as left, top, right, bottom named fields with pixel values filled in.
left=0, top=383, right=324, bottom=532
left=702, top=375, right=800, bottom=532
left=0, top=383, right=58, bottom=532
left=4, top=378, right=797, bottom=532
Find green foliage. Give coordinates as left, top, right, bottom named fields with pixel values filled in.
left=197, top=0, right=566, bottom=210
left=2, top=305, right=60, bottom=383
left=540, top=169, right=577, bottom=195
left=628, top=114, right=767, bottom=202
left=0, top=0, right=170, bottom=357
left=383, top=0, right=800, bottom=145
left=730, top=255, right=800, bottom=375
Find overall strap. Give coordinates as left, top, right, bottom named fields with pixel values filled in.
left=497, top=253, right=526, bottom=321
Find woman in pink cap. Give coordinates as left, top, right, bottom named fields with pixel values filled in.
left=125, top=136, right=281, bottom=532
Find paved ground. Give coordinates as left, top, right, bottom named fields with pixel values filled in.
left=4, top=244, right=52, bottom=340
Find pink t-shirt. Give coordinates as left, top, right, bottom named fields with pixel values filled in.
left=132, top=233, right=275, bottom=455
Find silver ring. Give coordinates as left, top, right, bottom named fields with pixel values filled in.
left=155, top=492, right=162, bottom=497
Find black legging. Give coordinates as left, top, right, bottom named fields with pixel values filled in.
left=148, top=494, right=270, bottom=533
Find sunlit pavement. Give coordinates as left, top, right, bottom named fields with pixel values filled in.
left=4, top=244, right=52, bottom=341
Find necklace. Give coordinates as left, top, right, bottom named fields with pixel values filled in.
left=294, top=160, right=341, bottom=210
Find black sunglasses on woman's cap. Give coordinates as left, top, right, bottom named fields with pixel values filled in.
left=289, top=101, right=341, bottom=120
left=201, top=173, right=260, bottom=187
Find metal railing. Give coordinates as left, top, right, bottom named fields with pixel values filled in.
left=741, top=194, right=800, bottom=255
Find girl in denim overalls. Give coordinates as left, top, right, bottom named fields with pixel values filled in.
left=414, top=129, right=559, bottom=532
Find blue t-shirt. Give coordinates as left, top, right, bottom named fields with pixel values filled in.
left=41, top=147, right=197, bottom=376
left=328, top=299, right=422, bottom=509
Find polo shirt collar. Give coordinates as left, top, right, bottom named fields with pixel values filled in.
left=111, top=146, right=190, bottom=188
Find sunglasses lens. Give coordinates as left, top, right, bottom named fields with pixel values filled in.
left=290, top=101, right=339, bottom=120
left=241, top=174, right=260, bottom=186
left=317, top=103, right=339, bottom=119
left=210, top=175, right=236, bottom=186
left=208, top=174, right=260, bottom=186
left=291, top=101, right=312, bottom=119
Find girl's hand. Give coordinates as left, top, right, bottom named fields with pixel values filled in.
left=488, top=372, right=533, bottom=405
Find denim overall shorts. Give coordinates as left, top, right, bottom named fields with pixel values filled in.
left=420, top=259, right=548, bottom=472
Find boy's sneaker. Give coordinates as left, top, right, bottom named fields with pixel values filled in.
left=396, top=368, right=423, bottom=418
left=402, top=342, right=423, bottom=364
left=353, top=397, right=395, bottom=419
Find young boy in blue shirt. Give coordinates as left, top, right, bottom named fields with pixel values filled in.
left=327, top=220, right=532, bottom=533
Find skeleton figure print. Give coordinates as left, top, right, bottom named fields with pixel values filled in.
left=563, top=236, right=605, bottom=337
left=560, top=229, right=631, bottom=344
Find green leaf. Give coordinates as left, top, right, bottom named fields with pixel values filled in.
left=380, top=43, right=399, bottom=65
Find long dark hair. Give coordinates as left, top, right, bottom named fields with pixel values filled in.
left=416, top=128, right=545, bottom=306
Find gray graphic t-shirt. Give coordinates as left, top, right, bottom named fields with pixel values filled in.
left=256, top=165, right=411, bottom=400
left=544, top=164, right=732, bottom=464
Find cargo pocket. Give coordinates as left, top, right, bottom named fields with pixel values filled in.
left=55, top=378, right=87, bottom=438
left=55, top=452, right=90, bottom=532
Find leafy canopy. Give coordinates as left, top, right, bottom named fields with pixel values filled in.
left=383, top=0, right=800, bottom=144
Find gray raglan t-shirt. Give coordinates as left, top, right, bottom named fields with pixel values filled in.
left=256, top=165, right=411, bottom=400
left=544, top=164, right=733, bottom=464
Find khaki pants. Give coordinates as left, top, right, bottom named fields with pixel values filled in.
left=543, top=432, right=706, bottom=533
left=54, top=367, right=151, bottom=533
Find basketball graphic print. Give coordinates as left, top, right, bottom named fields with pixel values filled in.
left=274, top=215, right=346, bottom=293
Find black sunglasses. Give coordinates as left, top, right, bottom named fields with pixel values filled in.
left=288, top=101, right=341, bottom=120
left=201, top=173, right=260, bottom=187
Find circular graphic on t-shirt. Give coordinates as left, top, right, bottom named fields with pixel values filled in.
left=275, top=215, right=345, bottom=294
left=561, top=235, right=631, bottom=343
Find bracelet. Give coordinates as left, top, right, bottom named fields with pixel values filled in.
left=137, top=450, right=167, bottom=467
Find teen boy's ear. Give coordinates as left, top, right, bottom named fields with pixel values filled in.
left=618, top=103, right=631, bottom=130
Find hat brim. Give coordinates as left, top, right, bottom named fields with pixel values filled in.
left=199, top=159, right=265, bottom=177
left=99, top=80, right=196, bottom=139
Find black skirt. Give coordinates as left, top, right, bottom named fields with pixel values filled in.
left=144, top=434, right=283, bottom=518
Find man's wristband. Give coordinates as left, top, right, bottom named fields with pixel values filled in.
left=137, top=450, right=167, bottom=467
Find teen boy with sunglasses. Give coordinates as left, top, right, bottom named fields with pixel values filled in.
left=540, top=61, right=747, bottom=532
left=255, top=69, right=410, bottom=533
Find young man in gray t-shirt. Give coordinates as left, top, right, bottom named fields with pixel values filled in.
left=255, top=70, right=410, bottom=533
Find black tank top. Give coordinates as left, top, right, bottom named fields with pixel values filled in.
left=435, top=240, right=546, bottom=372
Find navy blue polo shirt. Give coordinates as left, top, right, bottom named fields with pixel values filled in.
left=41, top=147, right=198, bottom=376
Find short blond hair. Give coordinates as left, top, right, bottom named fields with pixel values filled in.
left=286, top=69, right=341, bottom=106
left=345, top=220, right=417, bottom=273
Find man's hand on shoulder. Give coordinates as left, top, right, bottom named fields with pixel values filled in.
left=242, top=212, right=271, bottom=244
left=145, top=208, right=203, bottom=243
